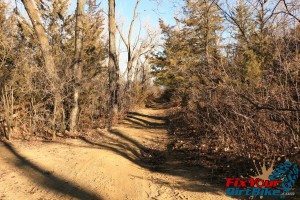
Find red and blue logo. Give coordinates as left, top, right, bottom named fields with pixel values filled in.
left=225, top=160, right=299, bottom=197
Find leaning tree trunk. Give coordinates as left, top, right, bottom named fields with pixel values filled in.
left=69, top=0, right=85, bottom=132
left=107, top=0, right=119, bottom=129
left=21, top=0, right=63, bottom=139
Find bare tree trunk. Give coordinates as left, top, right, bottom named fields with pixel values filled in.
left=21, top=0, right=62, bottom=139
left=107, top=0, right=119, bottom=129
left=117, top=0, right=140, bottom=94
left=125, top=50, right=133, bottom=91
left=70, top=0, right=85, bottom=132
left=140, top=60, right=147, bottom=92
left=1, top=86, right=14, bottom=140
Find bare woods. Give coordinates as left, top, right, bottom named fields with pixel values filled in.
left=151, top=0, right=299, bottom=167
left=0, top=0, right=154, bottom=139
left=0, top=0, right=299, bottom=172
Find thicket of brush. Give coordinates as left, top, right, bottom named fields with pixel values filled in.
left=150, top=0, right=299, bottom=174
left=0, top=1, right=152, bottom=139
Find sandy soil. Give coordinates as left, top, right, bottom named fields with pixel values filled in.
left=0, top=108, right=232, bottom=200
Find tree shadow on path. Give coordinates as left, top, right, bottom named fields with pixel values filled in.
left=0, top=141, right=103, bottom=200
left=74, top=111, right=227, bottom=196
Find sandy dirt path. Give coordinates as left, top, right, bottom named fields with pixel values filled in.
left=0, top=108, right=232, bottom=200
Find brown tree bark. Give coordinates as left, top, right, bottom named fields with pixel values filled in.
left=69, top=0, right=85, bottom=132
left=117, top=0, right=140, bottom=92
left=107, top=0, right=119, bottom=129
left=21, top=0, right=62, bottom=138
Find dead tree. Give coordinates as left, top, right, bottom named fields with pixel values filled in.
left=116, top=0, right=158, bottom=105
left=69, top=0, right=85, bottom=132
left=107, top=0, right=120, bottom=129
left=117, top=0, right=141, bottom=92
left=21, top=0, right=63, bottom=139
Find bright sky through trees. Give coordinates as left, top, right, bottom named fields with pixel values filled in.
left=9, top=0, right=181, bottom=72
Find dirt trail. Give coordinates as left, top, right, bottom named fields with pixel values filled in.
left=0, top=108, right=232, bottom=200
